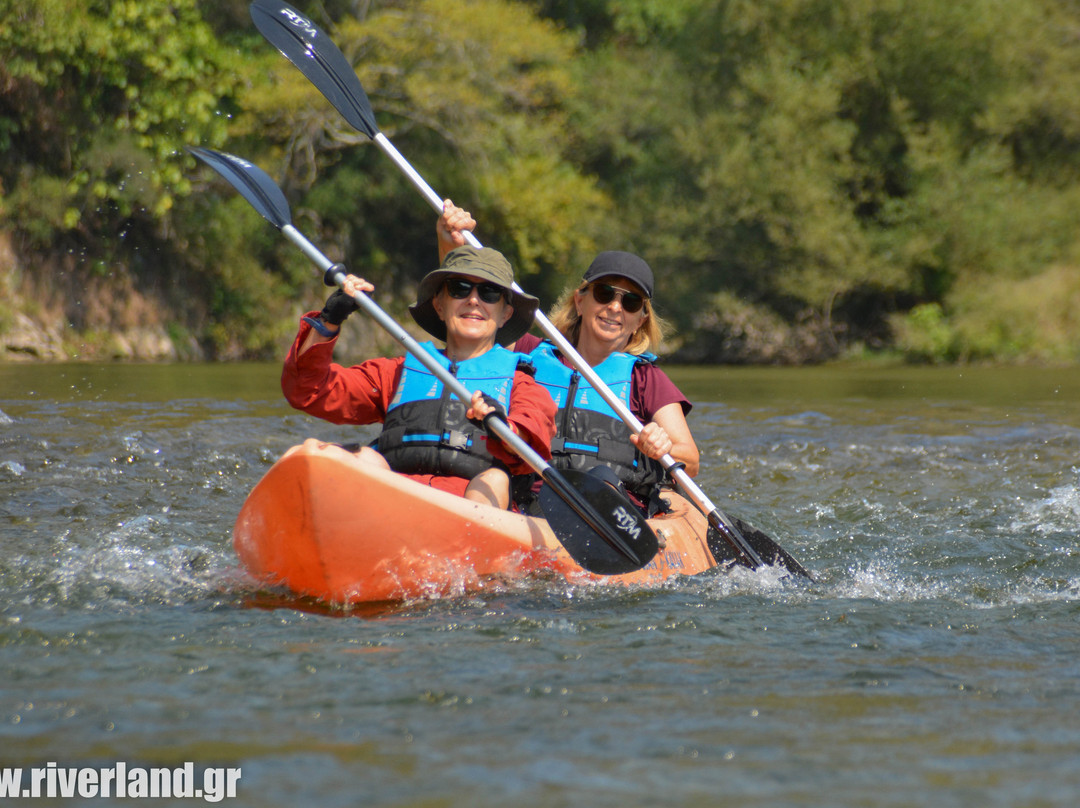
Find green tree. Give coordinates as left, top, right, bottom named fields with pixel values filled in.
left=0, top=0, right=253, bottom=354
left=0, top=0, right=239, bottom=242
left=557, top=0, right=1080, bottom=360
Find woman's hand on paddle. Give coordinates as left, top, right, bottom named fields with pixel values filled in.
left=319, top=274, right=374, bottom=327
left=301, top=274, right=376, bottom=354
left=341, top=274, right=375, bottom=298
left=634, top=403, right=700, bottom=477
left=437, top=199, right=476, bottom=262
left=466, top=390, right=518, bottom=454
left=631, top=421, right=674, bottom=462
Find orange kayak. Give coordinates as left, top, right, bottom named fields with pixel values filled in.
left=233, top=439, right=722, bottom=603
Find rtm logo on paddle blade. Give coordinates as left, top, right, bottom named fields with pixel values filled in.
left=279, top=7, right=318, bottom=40
left=612, top=505, right=641, bottom=539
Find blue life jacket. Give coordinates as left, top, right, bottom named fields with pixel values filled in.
left=526, top=340, right=667, bottom=497
left=375, top=342, right=533, bottom=479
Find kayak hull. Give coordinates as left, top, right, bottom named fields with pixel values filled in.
left=233, top=439, right=721, bottom=603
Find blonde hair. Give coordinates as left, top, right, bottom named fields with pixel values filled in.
left=547, top=281, right=668, bottom=356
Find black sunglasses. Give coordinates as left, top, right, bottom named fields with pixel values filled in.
left=443, top=277, right=508, bottom=305
left=589, top=282, right=646, bottom=313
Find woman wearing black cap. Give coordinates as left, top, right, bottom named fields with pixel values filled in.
left=437, top=201, right=699, bottom=514
left=281, top=245, right=557, bottom=510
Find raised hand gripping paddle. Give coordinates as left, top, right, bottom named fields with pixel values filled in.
left=248, top=0, right=811, bottom=580
left=187, top=146, right=658, bottom=575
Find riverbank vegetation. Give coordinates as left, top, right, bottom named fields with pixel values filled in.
left=3, top=0, right=1080, bottom=363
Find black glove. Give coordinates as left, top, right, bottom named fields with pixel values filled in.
left=468, top=393, right=508, bottom=436
left=319, top=288, right=360, bottom=326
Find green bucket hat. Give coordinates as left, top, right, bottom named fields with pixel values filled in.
left=409, top=246, right=539, bottom=346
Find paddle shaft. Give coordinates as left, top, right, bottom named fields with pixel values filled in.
left=371, top=134, right=765, bottom=568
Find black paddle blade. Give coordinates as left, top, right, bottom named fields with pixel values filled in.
left=706, top=516, right=813, bottom=580
left=187, top=147, right=292, bottom=229
left=537, top=468, right=660, bottom=575
left=250, top=0, right=379, bottom=138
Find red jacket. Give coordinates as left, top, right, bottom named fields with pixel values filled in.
left=281, top=316, right=556, bottom=494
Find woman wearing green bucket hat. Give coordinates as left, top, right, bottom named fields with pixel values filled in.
left=282, top=246, right=557, bottom=510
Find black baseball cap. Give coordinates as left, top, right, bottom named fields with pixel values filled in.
left=581, top=251, right=654, bottom=298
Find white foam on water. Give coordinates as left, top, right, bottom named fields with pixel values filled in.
left=0, top=459, right=26, bottom=477
left=8, top=513, right=237, bottom=611
left=1019, top=478, right=1080, bottom=534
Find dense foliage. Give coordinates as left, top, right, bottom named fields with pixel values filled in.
left=3, top=0, right=1080, bottom=362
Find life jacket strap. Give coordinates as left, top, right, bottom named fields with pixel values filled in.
left=381, top=427, right=475, bottom=452
left=550, top=436, right=638, bottom=467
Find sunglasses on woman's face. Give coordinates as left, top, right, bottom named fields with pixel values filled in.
left=589, top=282, right=646, bottom=313
left=443, top=277, right=508, bottom=304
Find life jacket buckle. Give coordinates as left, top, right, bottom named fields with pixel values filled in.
left=443, top=430, right=471, bottom=450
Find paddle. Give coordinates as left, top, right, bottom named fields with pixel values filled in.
left=187, top=146, right=659, bottom=576
left=248, top=0, right=811, bottom=579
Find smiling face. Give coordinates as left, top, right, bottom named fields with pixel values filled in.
left=432, top=274, right=514, bottom=359
left=574, top=274, right=649, bottom=360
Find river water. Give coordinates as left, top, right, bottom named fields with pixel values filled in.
left=1, top=362, right=1078, bottom=806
